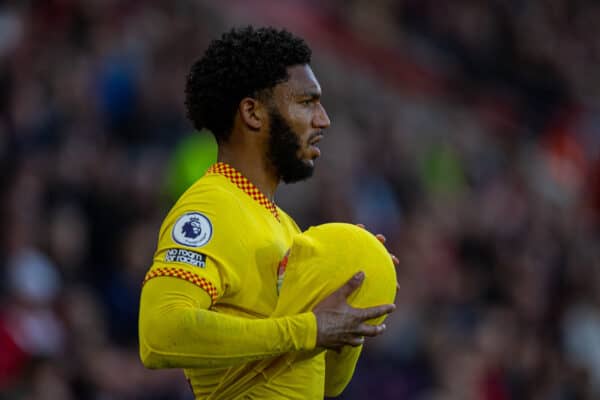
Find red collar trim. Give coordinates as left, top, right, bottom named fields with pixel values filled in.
left=206, top=162, right=280, bottom=221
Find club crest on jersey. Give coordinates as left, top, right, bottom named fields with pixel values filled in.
left=276, top=250, right=290, bottom=295
left=172, top=212, right=212, bottom=247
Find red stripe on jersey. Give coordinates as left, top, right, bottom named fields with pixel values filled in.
left=143, top=267, right=218, bottom=303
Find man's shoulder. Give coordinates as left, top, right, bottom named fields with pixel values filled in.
left=158, top=175, right=249, bottom=248
left=177, top=173, right=240, bottom=207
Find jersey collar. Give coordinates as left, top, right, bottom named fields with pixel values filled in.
left=206, top=162, right=280, bottom=222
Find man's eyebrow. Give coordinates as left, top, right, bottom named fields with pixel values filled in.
left=297, top=89, right=321, bottom=99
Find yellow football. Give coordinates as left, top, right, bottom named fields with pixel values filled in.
left=273, top=223, right=397, bottom=325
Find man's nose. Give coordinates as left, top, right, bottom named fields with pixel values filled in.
left=313, top=103, right=331, bottom=129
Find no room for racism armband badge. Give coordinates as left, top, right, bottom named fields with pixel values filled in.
left=165, top=248, right=207, bottom=268
left=172, top=212, right=212, bottom=247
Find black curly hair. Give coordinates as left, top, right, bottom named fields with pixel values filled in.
left=185, top=26, right=312, bottom=143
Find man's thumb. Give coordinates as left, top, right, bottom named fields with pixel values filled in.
left=339, top=271, right=364, bottom=298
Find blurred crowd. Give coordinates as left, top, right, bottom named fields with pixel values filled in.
left=1, top=1, right=599, bottom=399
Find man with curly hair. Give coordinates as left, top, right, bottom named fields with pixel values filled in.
left=138, top=26, right=395, bottom=398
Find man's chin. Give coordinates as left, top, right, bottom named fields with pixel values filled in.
left=280, top=163, right=315, bottom=184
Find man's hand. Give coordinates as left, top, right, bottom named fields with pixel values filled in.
left=313, top=272, right=395, bottom=350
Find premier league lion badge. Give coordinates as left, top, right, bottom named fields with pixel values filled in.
left=172, top=212, right=212, bottom=247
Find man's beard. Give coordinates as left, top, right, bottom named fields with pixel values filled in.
left=267, top=109, right=315, bottom=184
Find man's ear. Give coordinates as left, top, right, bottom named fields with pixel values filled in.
left=239, top=97, right=265, bottom=130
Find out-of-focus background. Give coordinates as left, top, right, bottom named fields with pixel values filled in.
left=1, top=1, right=599, bottom=399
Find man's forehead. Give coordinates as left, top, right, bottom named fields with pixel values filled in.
left=280, top=64, right=321, bottom=95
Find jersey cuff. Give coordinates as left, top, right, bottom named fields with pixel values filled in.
left=300, top=312, right=318, bottom=350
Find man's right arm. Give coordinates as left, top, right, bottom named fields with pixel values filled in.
left=138, top=276, right=317, bottom=369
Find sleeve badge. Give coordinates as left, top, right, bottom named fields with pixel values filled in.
left=172, top=212, right=213, bottom=247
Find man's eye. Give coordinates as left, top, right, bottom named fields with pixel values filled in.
left=302, top=100, right=312, bottom=105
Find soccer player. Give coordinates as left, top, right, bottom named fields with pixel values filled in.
left=138, top=26, right=395, bottom=399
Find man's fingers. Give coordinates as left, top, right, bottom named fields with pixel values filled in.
left=348, top=336, right=365, bottom=347
left=391, top=254, right=399, bottom=265
left=375, top=233, right=386, bottom=243
left=357, top=304, right=396, bottom=321
left=357, top=323, right=386, bottom=337
left=337, top=271, right=364, bottom=298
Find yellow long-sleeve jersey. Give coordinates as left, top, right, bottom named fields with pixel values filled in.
left=138, top=162, right=321, bottom=399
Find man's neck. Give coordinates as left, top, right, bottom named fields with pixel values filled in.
left=217, top=147, right=279, bottom=201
